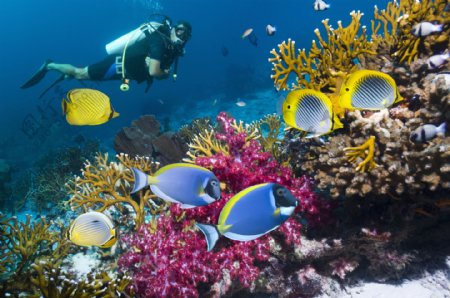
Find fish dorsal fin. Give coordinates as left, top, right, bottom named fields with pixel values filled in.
left=218, top=183, right=269, bottom=225
left=155, top=163, right=209, bottom=176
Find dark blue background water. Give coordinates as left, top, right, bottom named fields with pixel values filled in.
left=0, top=0, right=390, bottom=168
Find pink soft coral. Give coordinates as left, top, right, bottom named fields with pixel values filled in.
left=119, top=112, right=332, bottom=297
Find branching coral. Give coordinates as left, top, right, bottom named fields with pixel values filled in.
left=0, top=214, right=54, bottom=277
left=250, top=114, right=283, bottom=158
left=344, top=136, right=379, bottom=172
left=66, top=153, right=167, bottom=229
left=0, top=214, right=77, bottom=296
left=183, top=113, right=260, bottom=162
left=269, top=11, right=376, bottom=94
left=371, top=0, right=449, bottom=64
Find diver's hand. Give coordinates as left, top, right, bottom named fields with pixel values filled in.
left=145, top=57, right=151, bottom=69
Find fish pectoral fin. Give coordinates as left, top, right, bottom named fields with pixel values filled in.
left=273, top=207, right=281, bottom=217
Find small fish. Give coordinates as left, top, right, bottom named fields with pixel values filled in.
left=313, top=0, right=330, bottom=11
left=339, top=69, right=403, bottom=110
left=282, top=89, right=343, bottom=138
left=266, top=24, right=276, bottom=36
left=131, top=163, right=221, bottom=208
left=427, top=50, right=450, bottom=70
left=158, top=99, right=164, bottom=105
left=212, top=98, right=218, bottom=106
left=410, top=122, right=446, bottom=143
left=411, top=22, right=443, bottom=37
left=236, top=100, right=247, bottom=107
left=407, top=94, right=421, bottom=112
left=396, top=14, right=409, bottom=22
left=62, top=88, right=119, bottom=126
left=68, top=212, right=116, bottom=248
left=196, top=183, right=298, bottom=251
left=221, top=46, right=229, bottom=57
left=247, top=32, right=258, bottom=46
left=432, top=71, right=450, bottom=86
left=241, top=28, right=253, bottom=39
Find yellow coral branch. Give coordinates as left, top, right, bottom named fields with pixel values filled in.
left=344, top=136, right=379, bottom=172
left=67, top=153, right=165, bottom=229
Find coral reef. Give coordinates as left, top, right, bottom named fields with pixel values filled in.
left=0, top=212, right=133, bottom=297
left=114, top=115, right=188, bottom=165
left=9, top=139, right=100, bottom=213
left=294, top=68, right=449, bottom=199
left=269, top=11, right=375, bottom=95
left=67, top=152, right=168, bottom=229
left=117, top=112, right=332, bottom=297
left=344, top=135, right=379, bottom=172
left=371, top=0, right=449, bottom=64
left=249, top=113, right=284, bottom=159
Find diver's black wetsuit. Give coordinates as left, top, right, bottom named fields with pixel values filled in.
left=87, top=25, right=180, bottom=83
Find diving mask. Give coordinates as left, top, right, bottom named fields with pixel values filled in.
left=175, top=25, right=191, bottom=42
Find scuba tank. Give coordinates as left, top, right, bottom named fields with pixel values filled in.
left=105, top=15, right=179, bottom=92
left=105, top=21, right=163, bottom=55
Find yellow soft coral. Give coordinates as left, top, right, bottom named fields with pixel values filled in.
left=344, top=136, right=379, bottom=172
left=67, top=153, right=165, bottom=229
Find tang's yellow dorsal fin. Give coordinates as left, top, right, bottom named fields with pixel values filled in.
left=154, top=163, right=209, bottom=176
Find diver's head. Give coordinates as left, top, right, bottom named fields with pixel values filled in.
left=170, top=20, right=192, bottom=45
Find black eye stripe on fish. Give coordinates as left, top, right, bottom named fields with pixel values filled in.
left=421, top=128, right=426, bottom=141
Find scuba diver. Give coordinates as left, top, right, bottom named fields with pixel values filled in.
left=21, top=16, right=192, bottom=97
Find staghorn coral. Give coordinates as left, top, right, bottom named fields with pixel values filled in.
left=178, top=117, right=214, bottom=142
left=371, top=0, right=449, bottom=64
left=66, top=152, right=167, bottom=229
left=249, top=113, right=284, bottom=159
left=0, top=214, right=55, bottom=278
left=183, top=113, right=260, bottom=162
left=0, top=214, right=75, bottom=296
left=269, top=11, right=376, bottom=94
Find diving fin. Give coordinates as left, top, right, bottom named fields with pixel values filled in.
left=20, top=59, right=53, bottom=89
left=38, top=74, right=67, bottom=99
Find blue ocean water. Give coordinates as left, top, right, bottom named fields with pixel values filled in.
left=0, top=0, right=390, bottom=177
